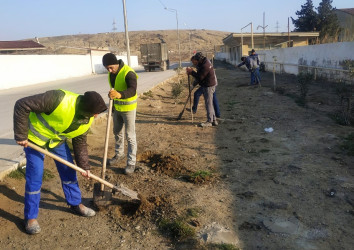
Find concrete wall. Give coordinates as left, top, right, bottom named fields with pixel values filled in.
left=215, top=42, right=354, bottom=83
left=0, top=53, right=138, bottom=90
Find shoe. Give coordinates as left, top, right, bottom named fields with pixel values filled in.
left=199, top=122, right=212, bottom=127
left=186, top=108, right=196, bottom=114
left=70, top=204, right=96, bottom=217
left=107, top=154, right=124, bottom=166
left=212, top=120, right=218, bottom=126
left=25, top=219, right=41, bottom=235
left=216, top=117, right=225, bottom=124
left=124, top=165, right=136, bottom=175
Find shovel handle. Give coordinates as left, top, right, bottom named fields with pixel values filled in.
left=27, top=141, right=115, bottom=190
left=101, top=97, right=114, bottom=191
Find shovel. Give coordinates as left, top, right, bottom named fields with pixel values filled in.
left=27, top=141, right=139, bottom=201
left=177, top=77, right=195, bottom=120
left=93, top=96, right=118, bottom=206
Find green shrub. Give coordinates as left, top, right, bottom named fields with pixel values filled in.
left=171, top=80, right=184, bottom=99
left=159, top=218, right=195, bottom=240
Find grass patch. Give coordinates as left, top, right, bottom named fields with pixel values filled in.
left=187, top=170, right=213, bottom=184
left=42, top=169, right=55, bottom=181
left=186, top=207, right=200, bottom=218
left=259, top=149, right=270, bottom=153
left=159, top=217, right=196, bottom=240
left=8, top=167, right=26, bottom=179
left=8, top=167, right=55, bottom=181
left=340, top=133, right=354, bottom=156
left=143, top=90, right=154, bottom=98
left=226, top=101, right=239, bottom=110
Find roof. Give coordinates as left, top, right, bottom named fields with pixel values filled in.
left=336, top=8, right=354, bottom=16
left=0, top=40, right=45, bottom=51
left=223, top=32, right=319, bottom=44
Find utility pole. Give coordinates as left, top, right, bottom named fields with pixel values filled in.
left=288, top=17, right=291, bottom=47
left=257, top=12, right=268, bottom=49
left=165, top=7, right=181, bottom=68
left=122, top=0, right=131, bottom=66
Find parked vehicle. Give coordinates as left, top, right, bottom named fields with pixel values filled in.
left=140, top=42, right=169, bottom=71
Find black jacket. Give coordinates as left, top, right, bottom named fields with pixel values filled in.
left=13, top=90, right=92, bottom=170
left=191, top=58, right=216, bottom=87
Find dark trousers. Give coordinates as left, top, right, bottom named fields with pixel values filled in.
left=192, top=87, right=221, bottom=118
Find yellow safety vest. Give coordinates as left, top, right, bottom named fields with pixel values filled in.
left=28, top=89, right=94, bottom=148
left=109, top=64, right=138, bottom=112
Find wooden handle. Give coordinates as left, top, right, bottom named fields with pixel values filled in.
left=27, top=141, right=115, bottom=189
left=101, top=97, right=113, bottom=191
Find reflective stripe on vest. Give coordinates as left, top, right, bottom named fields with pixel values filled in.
left=28, top=90, right=94, bottom=148
left=109, top=64, right=138, bottom=112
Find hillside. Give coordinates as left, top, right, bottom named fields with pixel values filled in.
left=32, top=29, right=230, bottom=62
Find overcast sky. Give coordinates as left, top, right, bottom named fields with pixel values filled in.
left=0, top=0, right=352, bottom=40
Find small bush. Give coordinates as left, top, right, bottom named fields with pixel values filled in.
left=171, top=80, right=184, bottom=99
left=159, top=218, right=195, bottom=240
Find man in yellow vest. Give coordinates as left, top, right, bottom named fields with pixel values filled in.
left=13, top=90, right=107, bottom=235
left=102, top=53, right=138, bottom=175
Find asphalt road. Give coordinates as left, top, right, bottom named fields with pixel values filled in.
left=0, top=65, right=179, bottom=178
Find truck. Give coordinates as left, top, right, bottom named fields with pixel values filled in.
left=140, top=42, right=169, bottom=72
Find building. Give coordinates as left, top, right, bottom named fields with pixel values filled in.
left=335, top=8, right=354, bottom=42
left=219, top=32, right=319, bottom=65
left=0, top=40, right=45, bottom=54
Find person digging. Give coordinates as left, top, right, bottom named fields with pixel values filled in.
left=13, top=90, right=107, bottom=235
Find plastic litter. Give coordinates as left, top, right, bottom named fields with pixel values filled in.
left=264, top=127, right=274, bottom=133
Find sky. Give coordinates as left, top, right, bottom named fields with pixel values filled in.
left=0, top=0, right=352, bottom=41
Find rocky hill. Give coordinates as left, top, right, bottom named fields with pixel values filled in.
left=29, top=29, right=229, bottom=62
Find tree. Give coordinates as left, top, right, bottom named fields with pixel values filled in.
left=292, top=0, right=318, bottom=32
left=317, top=0, right=341, bottom=42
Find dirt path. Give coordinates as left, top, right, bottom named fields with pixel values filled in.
left=1, top=61, right=354, bottom=249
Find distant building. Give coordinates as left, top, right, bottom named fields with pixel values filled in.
left=0, top=40, right=45, bottom=54
left=219, top=32, right=319, bottom=65
left=335, top=8, right=354, bottom=42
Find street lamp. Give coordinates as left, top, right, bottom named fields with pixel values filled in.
left=122, top=0, right=131, bottom=66
left=241, top=22, right=253, bottom=56
left=164, top=7, right=181, bottom=68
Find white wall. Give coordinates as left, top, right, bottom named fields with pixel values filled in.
left=0, top=53, right=139, bottom=90
left=216, top=42, right=354, bottom=83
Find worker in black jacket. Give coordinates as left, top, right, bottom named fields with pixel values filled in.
left=186, top=52, right=218, bottom=127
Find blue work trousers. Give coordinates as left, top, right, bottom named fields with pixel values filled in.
left=250, top=68, right=261, bottom=85
left=24, top=142, right=81, bottom=220
left=193, top=87, right=221, bottom=118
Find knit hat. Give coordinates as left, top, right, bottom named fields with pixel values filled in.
left=80, top=91, right=107, bottom=115
left=194, top=52, right=205, bottom=61
left=102, top=53, right=119, bottom=67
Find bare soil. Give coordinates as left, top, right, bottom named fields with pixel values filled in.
left=1, top=61, right=354, bottom=249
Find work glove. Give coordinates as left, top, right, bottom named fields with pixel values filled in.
left=109, top=89, right=121, bottom=99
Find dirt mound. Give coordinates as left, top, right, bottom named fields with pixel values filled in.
left=138, top=151, right=190, bottom=177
